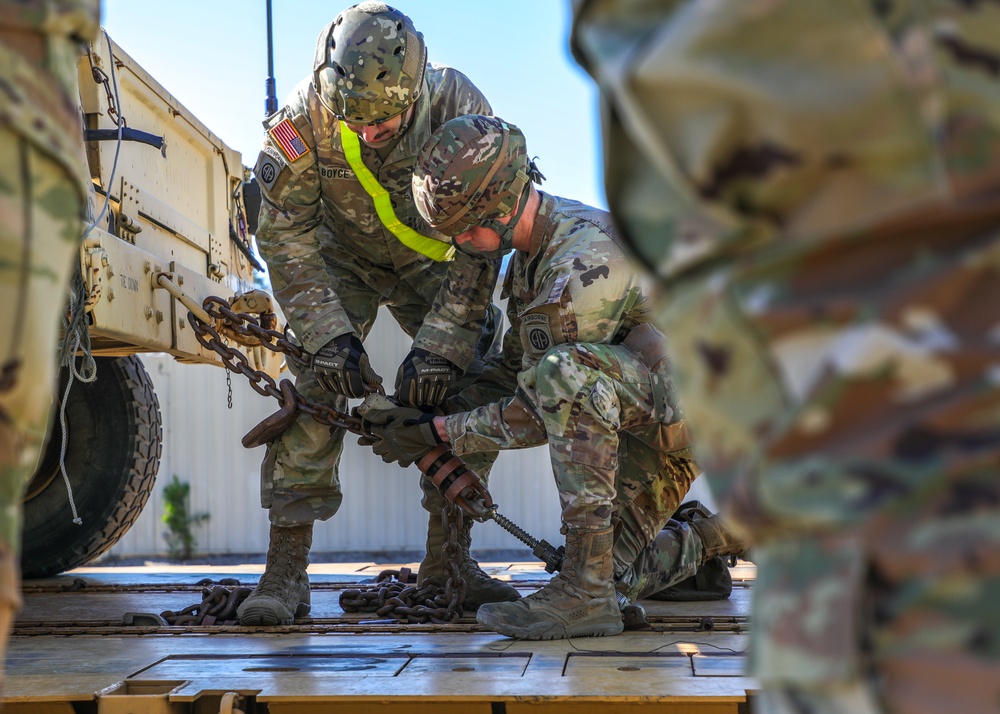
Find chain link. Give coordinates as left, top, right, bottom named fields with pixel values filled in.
left=187, top=298, right=358, bottom=433
left=439, top=501, right=467, bottom=615
left=188, top=298, right=468, bottom=622
left=87, top=48, right=124, bottom=128
left=339, top=501, right=467, bottom=623
left=160, top=580, right=251, bottom=626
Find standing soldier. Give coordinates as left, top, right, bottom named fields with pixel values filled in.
left=0, top=0, right=100, bottom=676
left=364, top=115, right=748, bottom=640
left=572, top=0, right=1000, bottom=711
left=240, top=2, right=518, bottom=626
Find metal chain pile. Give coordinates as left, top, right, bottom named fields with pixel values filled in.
left=340, top=502, right=468, bottom=623
left=159, top=579, right=252, bottom=626
left=185, top=300, right=470, bottom=623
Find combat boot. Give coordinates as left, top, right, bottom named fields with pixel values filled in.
left=476, top=526, right=623, bottom=640
left=687, top=511, right=751, bottom=561
left=238, top=523, right=312, bottom=625
left=418, top=513, right=520, bottom=610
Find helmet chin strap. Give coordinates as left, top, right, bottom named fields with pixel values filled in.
left=455, top=183, right=532, bottom=260
left=384, top=104, right=415, bottom=143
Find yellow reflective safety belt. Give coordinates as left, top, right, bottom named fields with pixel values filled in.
left=340, top=123, right=455, bottom=262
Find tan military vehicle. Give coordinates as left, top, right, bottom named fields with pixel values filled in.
left=21, top=36, right=279, bottom=579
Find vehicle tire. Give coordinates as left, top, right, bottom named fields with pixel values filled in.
left=20, top=355, right=162, bottom=579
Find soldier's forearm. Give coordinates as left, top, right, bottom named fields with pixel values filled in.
left=443, top=394, right=546, bottom=455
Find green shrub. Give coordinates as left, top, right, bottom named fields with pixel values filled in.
left=161, top=475, right=210, bottom=559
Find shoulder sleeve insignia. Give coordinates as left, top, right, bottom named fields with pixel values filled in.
left=255, top=151, right=282, bottom=191
left=268, top=117, right=310, bottom=162
left=519, top=311, right=556, bottom=358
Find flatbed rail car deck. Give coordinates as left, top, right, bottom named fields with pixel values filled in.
left=3, top=560, right=757, bottom=713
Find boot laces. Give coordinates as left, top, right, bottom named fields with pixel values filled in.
left=527, top=574, right=583, bottom=604
left=256, top=529, right=307, bottom=597
left=459, top=553, right=497, bottom=585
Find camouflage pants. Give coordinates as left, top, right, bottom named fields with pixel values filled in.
left=661, top=222, right=1000, bottom=712
left=615, top=518, right=706, bottom=602
left=0, top=123, right=85, bottom=608
left=262, top=259, right=499, bottom=526
left=522, top=342, right=697, bottom=581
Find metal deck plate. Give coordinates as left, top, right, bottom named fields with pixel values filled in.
left=4, top=561, right=757, bottom=712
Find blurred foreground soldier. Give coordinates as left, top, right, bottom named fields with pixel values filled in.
left=572, top=1, right=1000, bottom=711
left=364, top=115, right=748, bottom=640
left=242, top=2, right=515, bottom=625
left=0, top=0, right=99, bottom=676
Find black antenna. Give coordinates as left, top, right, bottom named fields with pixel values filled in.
left=265, top=0, right=277, bottom=117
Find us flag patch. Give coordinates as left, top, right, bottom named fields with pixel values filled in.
left=269, top=118, right=309, bottom=161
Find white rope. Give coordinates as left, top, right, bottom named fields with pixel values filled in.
left=57, top=345, right=83, bottom=526
left=58, top=29, right=127, bottom=526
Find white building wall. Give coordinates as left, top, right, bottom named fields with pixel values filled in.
left=109, top=307, right=714, bottom=559
left=108, top=309, right=562, bottom=558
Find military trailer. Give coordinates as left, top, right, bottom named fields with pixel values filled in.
left=20, top=36, right=279, bottom=579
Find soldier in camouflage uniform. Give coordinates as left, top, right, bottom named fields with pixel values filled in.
left=572, top=0, right=1000, bottom=711
left=363, top=115, right=748, bottom=640
left=0, top=0, right=99, bottom=673
left=240, top=2, right=518, bottom=626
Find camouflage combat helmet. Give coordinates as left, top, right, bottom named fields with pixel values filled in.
left=313, top=2, right=427, bottom=123
left=412, top=115, right=543, bottom=256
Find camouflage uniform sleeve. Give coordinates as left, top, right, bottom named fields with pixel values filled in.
left=255, top=103, right=354, bottom=354
left=446, top=312, right=524, bottom=413
left=425, top=63, right=493, bottom=125
left=442, top=290, right=542, bottom=453
left=442, top=299, right=559, bottom=454
left=0, top=0, right=99, bottom=39
left=445, top=228, right=643, bottom=452
left=411, top=253, right=500, bottom=369
left=443, top=310, right=547, bottom=455
left=516, top=240, right=639, bottom=381
left=444, top=392, right=548, bottom=455
left=0, top=0, right=100, bottom=196
left=411, top=64, right=496, bottom=368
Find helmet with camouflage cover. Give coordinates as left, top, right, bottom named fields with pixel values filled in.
left=412, top=115, right=542, bottom=255
left=313, top=2, right=427, bottom=123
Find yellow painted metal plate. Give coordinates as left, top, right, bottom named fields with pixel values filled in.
left=86, top=231, right=173, bottom=351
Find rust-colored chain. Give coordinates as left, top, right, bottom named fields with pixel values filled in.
left=87, top=47, right=124, bottom=128
left=340, top=502, right=467, bottom=623
left=439, top=500, right=467, bottom=616
left=188, top=297, right=361, bottom=434
left=190, top=297, right=470, bottom=623
left=160, top=581, right=252, bottom=626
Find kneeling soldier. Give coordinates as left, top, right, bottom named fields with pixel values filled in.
left=365, top=115, right=746, bottom=640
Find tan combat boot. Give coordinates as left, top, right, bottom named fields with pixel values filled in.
left=688, top=512, right=751, bottom=561
left=418, top=513, right=520, bottom=610
left=238, top=523, right=312, bottom=625
left=476, top=526, right=623, bottom=640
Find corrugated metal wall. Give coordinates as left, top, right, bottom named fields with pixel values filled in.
left=108, top=308, right=713, bottom=559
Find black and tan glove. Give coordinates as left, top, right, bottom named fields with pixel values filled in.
left=313, top=333, right=380, bottom=398
left=394, top=348, right=458, bottom=407
left=361, top=404, right=443, bottom=468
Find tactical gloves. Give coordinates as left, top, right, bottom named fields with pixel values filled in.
left=395, top=348, right=458, bottom=407
left=361, top=404, right=444, bottom=468
left=313, top=333, right=380, bottom=398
